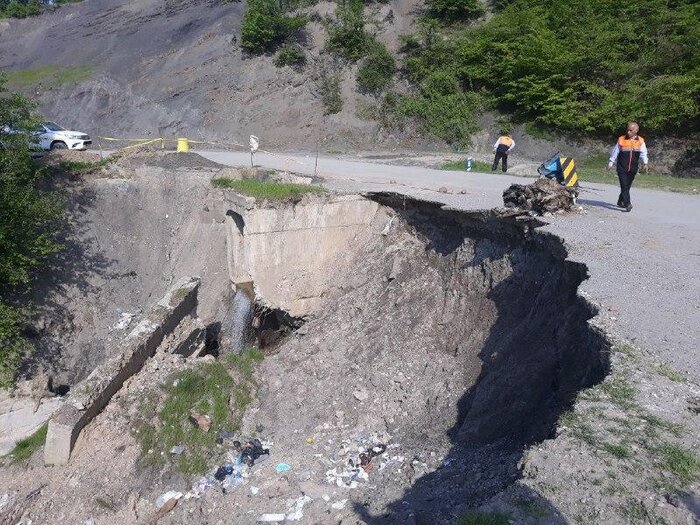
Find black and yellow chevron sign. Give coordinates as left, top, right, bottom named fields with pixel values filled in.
left=560, top=156, right=579, bottom=187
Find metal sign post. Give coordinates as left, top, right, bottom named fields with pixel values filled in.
left=249, top=135, right=259, bottom=167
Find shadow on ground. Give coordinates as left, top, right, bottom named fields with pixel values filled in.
left=355, top=195, right=612, bottom=524
left=17, top=170, right=114, bottom=383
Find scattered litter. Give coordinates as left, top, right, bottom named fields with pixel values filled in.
left=170, top=445, right=185, bottom=455
left=85, top=519, right=95, bottom=525
left=276, top=463, right=291, bottom=472
left=286, top=495, right=312, bottom=521
left=257, top=513, right=286, bottom=522
left=155, top=491, right=182, bottom=509
left=322, top=494, right=331, bottom=502
left=306, top=437, right=314, bottom=445
left=0, top=493, right=9, bottom=509
left=331, top=499, right=348, bottom=510
left=251, top=486, right=260, bottom=495
left=215, top=464, right=235, bottom=481
left=239, top=438, right=270, bottom=467
left=359, top=443, right=386, bottom=472
left=189, top=412, right=211, bottom=432
left=151, top=497, right=178, bottom=524
left=325, top=437, right=395, bottom=488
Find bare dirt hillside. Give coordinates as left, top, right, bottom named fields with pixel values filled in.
left=0, top=0, right=425, bottom=150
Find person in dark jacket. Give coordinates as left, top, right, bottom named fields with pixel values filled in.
left=492, top=131, right=515, bottom=172
left=607, top=122, right=649, bottom=212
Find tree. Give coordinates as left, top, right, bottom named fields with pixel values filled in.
left=240, top=0, right=307, bottom=54
left=0, top=76, right=63, bottom=386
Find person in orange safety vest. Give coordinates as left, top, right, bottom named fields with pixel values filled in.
left=607, top=121, right=649, bottom=212
left=492, top=131, right=515, bottom=172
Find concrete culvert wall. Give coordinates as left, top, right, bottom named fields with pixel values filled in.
left=241, top=192, right=610, bottom=523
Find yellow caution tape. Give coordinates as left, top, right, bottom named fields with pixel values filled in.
left=97, top=136, right=308, bottom=166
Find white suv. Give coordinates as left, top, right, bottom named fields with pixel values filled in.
left=34, top=122, right=91, bottom=150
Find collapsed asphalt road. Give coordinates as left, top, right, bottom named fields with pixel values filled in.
left=197, top=150, right=700, bottom=383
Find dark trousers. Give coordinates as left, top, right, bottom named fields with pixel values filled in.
left=617, top=168, right=637, bottom=207
left=492, top=151, right=508, bottom=172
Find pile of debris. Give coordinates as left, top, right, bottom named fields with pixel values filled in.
left=502, top=178, right=578, bottom=215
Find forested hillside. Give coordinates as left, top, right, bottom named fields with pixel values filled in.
left=394, top=0, right=699, bottom=147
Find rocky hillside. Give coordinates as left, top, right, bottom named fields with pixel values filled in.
left=0, top=0, right=697, bottom=165
left=0, top=0, right=424, bottom=150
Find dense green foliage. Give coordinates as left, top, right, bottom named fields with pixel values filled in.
left=240, top=0, right=306, bottom=54
left=396, top=70, right=483, bottom=148
left=425, top=0, right=483, bottom=23
left=274, top=44, right=306, bottom=68
left=399, top=0, right=700, bottom=146
left=0, top=0, right=82, bottom=18
left=356, top=43, right=395, bottom=94
left=326, top=0, right=374, bottom=61
left=0, top=0, right=40, bottom=18
left=0, top=78, right=63, bottom=386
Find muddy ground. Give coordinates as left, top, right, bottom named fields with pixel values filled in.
left=1, top=154, right=699, bottom=524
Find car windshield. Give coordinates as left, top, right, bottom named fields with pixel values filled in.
left=43, top=122, right=65, bottom=131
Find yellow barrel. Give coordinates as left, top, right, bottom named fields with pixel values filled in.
left=176, top=138, right=189, bottom=153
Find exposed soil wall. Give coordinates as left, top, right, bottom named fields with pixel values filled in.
left=1, top=167, right=612, bottom=524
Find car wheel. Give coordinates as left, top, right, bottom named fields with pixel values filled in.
left=51, top=141, right=68, bottom=150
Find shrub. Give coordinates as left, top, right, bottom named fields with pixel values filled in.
left=2, top=0, right=41, bottom=18
left=356, top=43, right=395, bottom=94
left=0, top=78, right=63, bottom=386
left=274, top=44, right=306, bottom=68
left=326, top=0, right=374, bottom=61
left=425, top=0, right=484, bottom=22
left=320, top=74, right=342, bottom=115
left=240, top=0, right=306, bottom=54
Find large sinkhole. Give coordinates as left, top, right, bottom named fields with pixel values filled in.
left=225, top=191, right=611, bottom=523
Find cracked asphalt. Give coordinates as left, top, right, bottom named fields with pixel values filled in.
left=199, top=150, right=700, bottom=383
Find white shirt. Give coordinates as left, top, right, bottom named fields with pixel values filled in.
left=493, top=137, right=515, bottom=152
left=608, top=136, right=648, bottom=167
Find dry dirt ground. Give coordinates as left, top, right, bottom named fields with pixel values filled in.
left=1, top=153, right=699, bottom=525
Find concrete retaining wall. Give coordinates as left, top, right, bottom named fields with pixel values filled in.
left=44, top=276, right=200, bottom=466
left=224, top=193, right=381, bottom=317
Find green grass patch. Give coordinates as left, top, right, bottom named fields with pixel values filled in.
left=136, top=347, right=264, bottom=476
left=657, top=362, right=686, bottom=383
left=600, top=377, right=637, bottom=410
left=560, top=410, right=600, bottom=447
left=457, top=511, right=511, bottom=525
left=577, top=154, right=700, bottom=194
left=621, top=499, right=650, bottom=522
left=440, top=159, right=493, bottom=172
left=57, top=157, right=114, bottom=173
left=639, top=413, right=684, bottom=438
left=9, top=423, right=47, bottom=462
left=211, top=178, right=326, bottom=200
left=4, top=65, right=94, bottom=89
left=602, top=442, right=633, bottom=459
left=655, top=442, right=700, bottom=486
